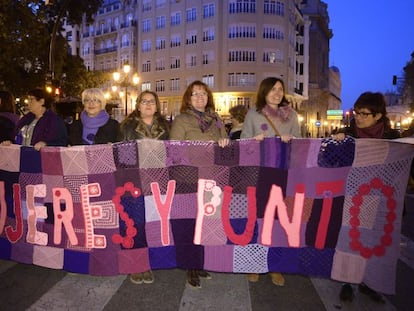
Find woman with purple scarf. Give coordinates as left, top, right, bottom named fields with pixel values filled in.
left=0, top=90, right=20, bottom=143
left=241, top=77, right=301, bottom=143
left=68, top=88, right=120, bottom=146
left=170, top=80, right=229, bottom=289
left=240, top=77, right=302, bottom=287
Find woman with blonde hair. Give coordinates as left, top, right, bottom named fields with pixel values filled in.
left=68, top=88, right=120, bottom=145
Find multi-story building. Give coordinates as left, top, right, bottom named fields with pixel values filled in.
left=78, top=0, right=313, bottom=119
left=300, top=0, right=338, bottom=137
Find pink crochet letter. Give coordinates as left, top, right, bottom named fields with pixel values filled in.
left=151, top=180, right=176, bottom=246
left=26, top=185, right=48, bottom=245
left=53, top=187, right=78, bottom=246
left=5, top=184, right=23, bottom=243
left=221, top=186, right=257, bottom=246
left=314, top=180, right=344, bottom=249
left=261, top=184, right=305, bottom=247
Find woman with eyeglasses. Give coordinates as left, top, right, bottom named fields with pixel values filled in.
left=170, top=80, right=229, bottom=289
left=333, top=92, right=400, bottom=141
left=119, top=90, right=169, bottom=285
left=333, top=92, right=400, bottom=304
left=1, top=88, right=67, bottom=150
left=170, top=80, right=229, bottom=147
left=68, top=88, right=120, bottom=145
left=119, top=90, right=169, bottom=141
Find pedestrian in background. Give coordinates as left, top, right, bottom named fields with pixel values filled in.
left=332, top=91, right=400, bottom=303
left=120, top=90, right=170, bottom=285
left=68, top=88, right=120, bottom=145
left=170, top=80, right=229, bottom=288
left=228, top=104, right=248, bottom=140
left=241, top=76, right=302, bottom=286
left=0, top=90, right=20, bottom=143
left=2, top=88, right=67, bottom=150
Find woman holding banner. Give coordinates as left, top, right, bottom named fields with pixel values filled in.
left=333, top=91, right=400, bottom=303
left=170, top=80, right=229, bottom=289
left=241, top=77, right=302, bottom=286
left=120, top=90, right=170, bottom=285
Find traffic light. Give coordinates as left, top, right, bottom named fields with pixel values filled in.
left=392, top=75, right=397, bottom=85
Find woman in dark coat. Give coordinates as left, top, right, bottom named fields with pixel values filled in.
left=68, top=88, right=120, bottom=145
left=120, top=90, right=169, bottom=141
left=333, top=92, right=400, bottom=304
left=2, top=88, right=67, bottom=150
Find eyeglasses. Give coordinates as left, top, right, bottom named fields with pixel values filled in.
left=84, top=98, right=101, bottom=104
left=191, top=91, right=208, bottom=97
left=353, top=111, right=373, bottom=119
left=140, top=99, right=156, bottom=105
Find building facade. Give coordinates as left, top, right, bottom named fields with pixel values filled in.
left=76, top=0, right=314, bottom=118
left=300, top=0, right=340, bottom=137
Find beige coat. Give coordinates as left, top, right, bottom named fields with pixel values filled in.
left=170, top=112, right=228, bottom=141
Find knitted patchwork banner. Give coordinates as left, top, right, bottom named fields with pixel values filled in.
left=0, top=137, right=413, bottom=294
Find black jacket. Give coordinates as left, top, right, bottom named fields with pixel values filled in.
left=68, top=118, right=121, bottom=145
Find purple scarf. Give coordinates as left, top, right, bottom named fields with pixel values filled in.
left=188, top=108, right=222, bottom=133
left=262, top=104, right=293, bottom=122
left=81, top=110, right=109, bottom=144
left=355, top=122, right=385, bottom=138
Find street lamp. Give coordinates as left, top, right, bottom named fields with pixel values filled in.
left=113, top=63, right=139, bottom=116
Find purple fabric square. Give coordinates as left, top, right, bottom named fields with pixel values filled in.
left=238, top=139, right=261, bottom=166
left=175, top=244, right=204, bottom=269
left=166, top=140, right=191, bottom=166
left=289, top=139, right=312, bottom=168
left=10, top=241, right=34, bottom=264
left=64, top=249, right=90, bottom=274
left=168, top=165, right=198, bottom=194
left=214, top=143, right=239, bottom=166
left=149, top=246, right=177, bottom=269
left=118, top=248, right=150, bottom=274
left=113, top=141, right=139, bottom=168
left=188, top=141, right=215, bottom=166
left=204, top=245, right=235, bottom=272
left=139, top=168, right=170, bottom=196
left=41, top=147, right=64, bottom=175
left=87, top=172, right=116, bottom=201
left=89, top=248, right=119, bottom=275
left=170, top=193, right=197, bottom=219
left=0, top=238, right=11, bottom=259
left=20, top=146, right=42, bottom=173
left=260, top=137, right=290, bottom=169
left=85, top=144, right=117, bottom=174
left=228, top=166, right=259, bottom=194
left=170, top=218, right=196, bottom=245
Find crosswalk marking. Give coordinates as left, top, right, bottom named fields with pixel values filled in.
left=26, top=274, right=126, bottom=311
left=179, top=273, right=252, bottom=311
